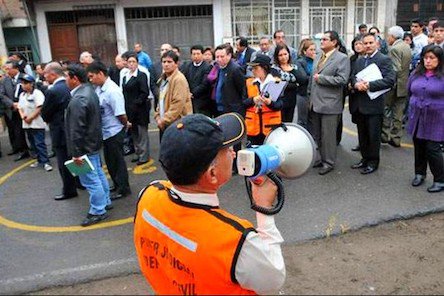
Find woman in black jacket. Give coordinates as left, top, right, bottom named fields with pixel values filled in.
left=272, top=44, right=308, bottom=123
left=122, top=54, right=150, bottom=165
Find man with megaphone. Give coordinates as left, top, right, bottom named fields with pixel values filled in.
left=134, top=113, right=285, bottom=295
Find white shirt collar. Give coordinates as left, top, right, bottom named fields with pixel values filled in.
left=14, top=73, right=20, bottom=82
left=253, top=74, right=276, bottom=91
left=366, top=50, right=378, bottom=58
left=171, top=187, right=219, bottom=207
left=193, top=61, right=203, bottom=67
left=53, top=76, right=66, bottom=85
left=100, top=77, right=112, bottom=92
left=70, top=84, right=82, bottom=96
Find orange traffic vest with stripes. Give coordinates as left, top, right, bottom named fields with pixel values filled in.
left=245, top=77, right=282, bottom=136
left=134, top=181, right=257, bottom=295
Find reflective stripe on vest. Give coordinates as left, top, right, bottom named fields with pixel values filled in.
left=134, top=181, right=257, bottom=295
left=245, top=78, right=282, bottom=136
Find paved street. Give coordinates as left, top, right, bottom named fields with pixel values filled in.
left=1, top=111, right=443, bottom=294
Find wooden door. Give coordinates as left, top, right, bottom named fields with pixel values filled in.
left=48, top=25, right=80, bottom=63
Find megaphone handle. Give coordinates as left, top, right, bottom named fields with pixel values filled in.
left=245, top=173, right=285, bottom=216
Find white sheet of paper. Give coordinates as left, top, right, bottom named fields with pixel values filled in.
left=355, top=63, right=391, bottom=100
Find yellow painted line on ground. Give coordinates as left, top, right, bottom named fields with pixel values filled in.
left=0, top=160, right=133, bottom=233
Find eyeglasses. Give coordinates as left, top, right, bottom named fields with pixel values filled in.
left=321, top=38, right=331, bottom=41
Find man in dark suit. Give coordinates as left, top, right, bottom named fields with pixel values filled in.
left=41, top=62, right=78, bottom=200
left=0, top=61, right=29, bottom=160
left=180, top=45, right=212, bottom=116
left=214, top=43, right=247, bottom=174
left=350, top=33, right=396, bottom=174
left=235, top=37, right=256, bottom=75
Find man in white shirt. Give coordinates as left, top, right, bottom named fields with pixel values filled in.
left=410, top=18, right=429, bottom=67
left=134, top=113, right=285, bottom=295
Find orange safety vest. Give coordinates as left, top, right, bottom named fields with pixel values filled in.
left=245, top=78, right=282, bottom=137
left=134, top=181, right=257, bottom=295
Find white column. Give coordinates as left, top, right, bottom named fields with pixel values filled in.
left=345, top=0, right=355, bottom=51
left=35, top=5, right=52, bottom=62
left=212, top=0, right=224, bottom=46
left=0, top=17, right=7, bottom=56
left=376, top=0, right=386, bottom=34
left=301, top=0, right=310, bottom=38
left=220, top=0, right=233, bottom=44
left=114, top=3, right=128, bottom=53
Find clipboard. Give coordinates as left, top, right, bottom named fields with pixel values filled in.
left=262, top=81, right=288, bottom=102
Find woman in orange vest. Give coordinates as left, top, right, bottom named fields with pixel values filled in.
left=243, top=54, right=283, bottom=145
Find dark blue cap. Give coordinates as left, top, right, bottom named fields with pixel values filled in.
left=159, top=113, right=246, bottom=184
left=19, top=74, right=35, bottom=83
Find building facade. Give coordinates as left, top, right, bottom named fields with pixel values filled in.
left=31, top=0, right=399, bottom=64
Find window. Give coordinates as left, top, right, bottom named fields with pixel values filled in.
left=355, top=0, right=377, bottom=30
left=8, top=45, right=34, bottom=68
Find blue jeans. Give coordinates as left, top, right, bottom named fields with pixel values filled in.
left=26, top=129, right=49, bottom=165
left=78, top=153, right=111, bottom=215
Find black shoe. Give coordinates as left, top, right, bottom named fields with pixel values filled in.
left=312, top=162, right=323, bottom=168
left=109, top=185, right=117, bottom=192
left=318, top=165, right=334, bottom=175
left=81, top=213, right=109, bottom=227
left=351, top=161, right=366, bottom=169
left=351, top=145, right=360, bottom=152
left=411, top=174, right=425, bottom=187
left=105, top=204, right=114, bottom=211
left=54, top=193, right=78, bottom=200
left=381, top=138, right=389, bottom=144
left=124, top=148, right=135, bottom=156
left=360, top=166, right=377, bottom=175
left=136, top=160, right=149, bottom=166
left=7, top=150, right=19, bottom=156
left=427, top=182, right=444, bottom=193
left=388, top=140, right=401, bottom=148
left=110, top=191, right=130, bottom=200
left=14, top=151, right=30, bottom=161
left=131, top=157, right=139, bottom=163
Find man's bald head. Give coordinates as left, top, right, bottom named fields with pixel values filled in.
left=44, top=62, right=65, bottom=84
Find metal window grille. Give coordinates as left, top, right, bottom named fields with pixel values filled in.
left=309, top=0, right=347, bottom=40
left=46, top=9, right=114, bottom=25
left=355, top=0, right=377, bottom=30
left=231, top=0, right=301, bottom=47
left=125, top=5, right=213, bottom=20
left=8, top=45, right=34, bottom=67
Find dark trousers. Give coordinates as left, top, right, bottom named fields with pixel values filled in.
left=54, top=145, right=78, bottom=196
left=4, top=111, right=28, bottom=152
left=413, top=137, right=444, bottom=182
left=309, top=110, right=340, bottom=167
left=26, top=129, right=48, bottom=164
left=103, top=129, right=130, bottom=194
left=356, top=113, right=383, bottom=168
left=281, top=106, right=295, bottom=123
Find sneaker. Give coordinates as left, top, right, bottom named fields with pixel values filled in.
left=81, top=213, right=109, bottom=227
left=30, top=162, right=39, bottom=168
left=44, top=163, right=53, bottom=172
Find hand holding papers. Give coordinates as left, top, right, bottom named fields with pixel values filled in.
left=355, top=63, right=391, bottom=100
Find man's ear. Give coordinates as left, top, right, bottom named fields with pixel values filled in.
left=206, top=163, right=218, bottom=185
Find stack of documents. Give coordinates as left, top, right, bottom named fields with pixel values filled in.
left=355, top=63, right=391, bottom=100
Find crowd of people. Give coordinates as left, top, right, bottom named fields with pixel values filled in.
left=0, top=17, right=443, bottom=229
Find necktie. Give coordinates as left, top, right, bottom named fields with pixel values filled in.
left=317, top=53, right=327, bottom=71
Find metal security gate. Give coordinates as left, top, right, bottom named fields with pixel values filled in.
left=274, top=7, right=301, bottom=49
left=309, top=0, right=347, bottom=40
left=125, top=6, right=214, bottom=62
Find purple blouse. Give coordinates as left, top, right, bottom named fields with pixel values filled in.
left=407, top=72, right=444, bottom=142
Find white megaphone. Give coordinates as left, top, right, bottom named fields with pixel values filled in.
left=237, top=123, right=316, bottom=215
left=237, top=123, right=316, bottom=179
